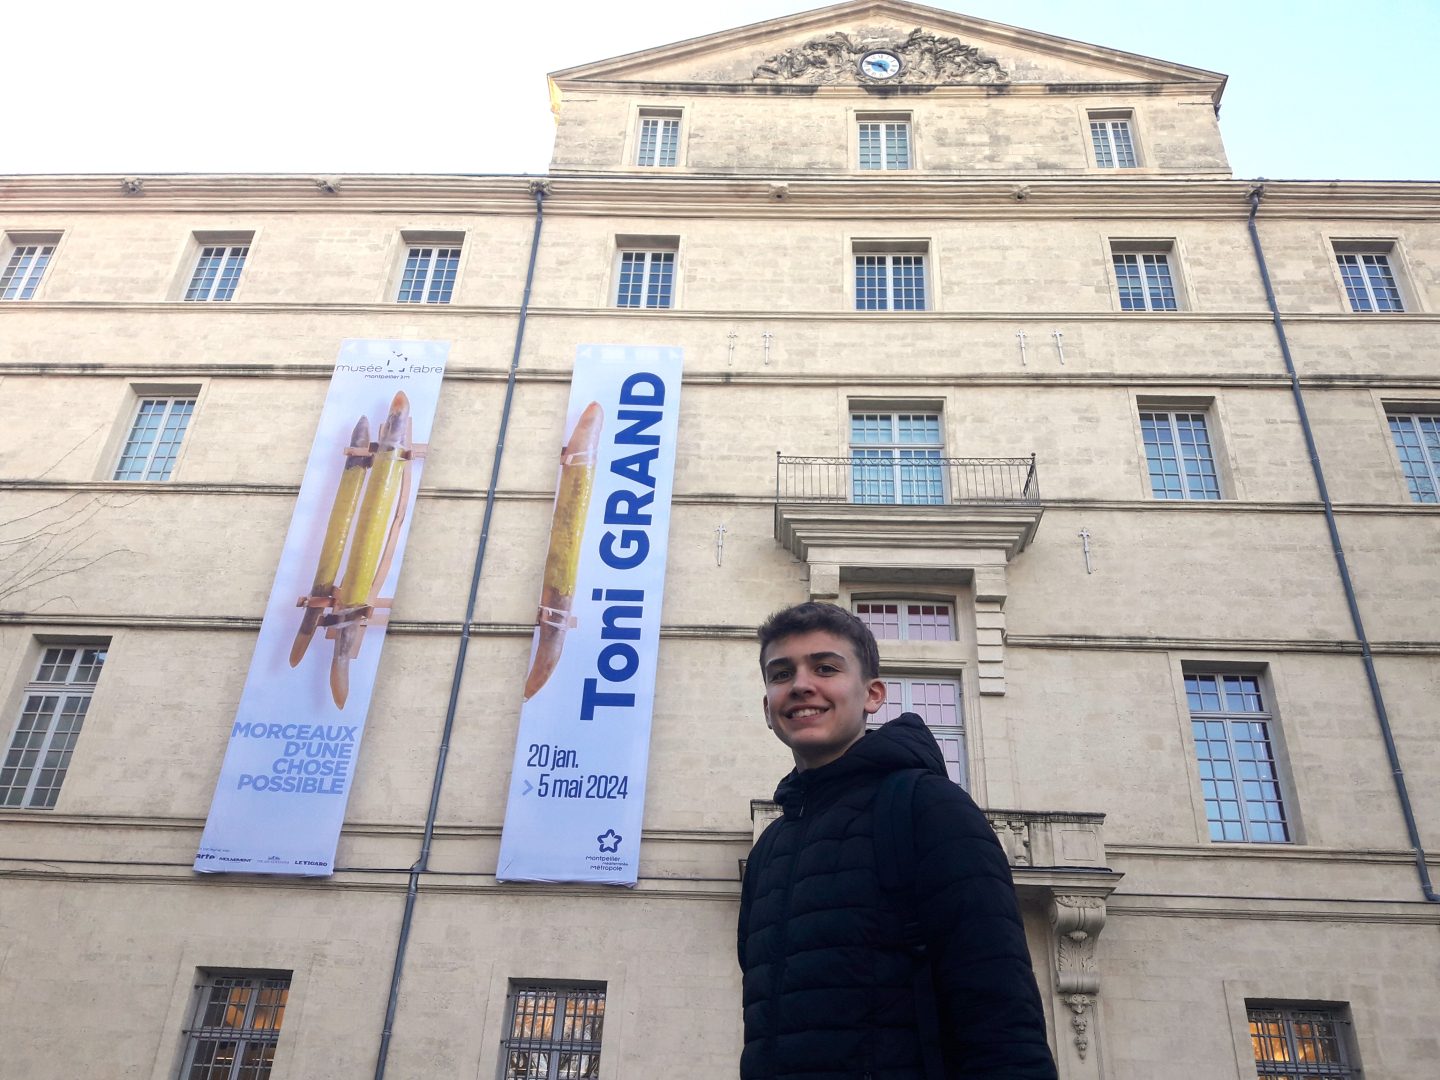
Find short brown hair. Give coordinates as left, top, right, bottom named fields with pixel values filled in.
left=757, top=601, right=880, bottom=680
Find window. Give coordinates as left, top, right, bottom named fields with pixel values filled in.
left=855, top=253, right=925, bottom=311
left=1248, top=1006, right=1355, bottom=1079
left=501, top=983, right=606, bottom=1080
left=615, top=250, right=674, bottom=309
left=636, top=113, right=680, bottom=167
left=850, top=412, right=943, bottom=504
left=1188, top=673, right=1289, bottom=843
left=1090, top=117, right=1137, bottom=168
left=1336, top=252, right=1404, bottom=312
left=875, top=678, right=965, bottom=786
left=855, top=601, right=954, bottom=641
left=184, top=245, right=248, bottom=302
left=114, top=397, right=196, bottom=480
left=0, top=238, right=56, bottom=300
left=180, top=972, right=290, bottom=1079
left=858, top=121, right=910, bottom=170
left=1114, top=253, right=1177, bottom=311
left=1140, top=411, right=1220, bottom=499
left=1, top=645, right=106, bottom=808
left=396, top=246, right=461, bottom=303
left=1388, top=412, right=1440, bottom=502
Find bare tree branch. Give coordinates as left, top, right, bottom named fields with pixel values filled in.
left=0, top=492, right=141, bottom=609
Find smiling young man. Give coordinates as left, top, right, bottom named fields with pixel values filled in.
left=738, top=602, right=1057, bottom=1080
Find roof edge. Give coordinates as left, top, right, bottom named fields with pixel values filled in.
left=549, top=0, right=1227, bottom=97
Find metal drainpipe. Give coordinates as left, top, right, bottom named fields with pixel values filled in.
left=372, top=180, right=551, bottom=1080
left=1245, top=186, right=1438, bottom=903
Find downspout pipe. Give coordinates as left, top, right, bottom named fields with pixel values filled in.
left=373, top=179, right=552, bottom=1080
left=1246, top=186, right=1438, bottom=903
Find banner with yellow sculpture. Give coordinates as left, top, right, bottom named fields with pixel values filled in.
left=196, top=339, right=448, bottom=875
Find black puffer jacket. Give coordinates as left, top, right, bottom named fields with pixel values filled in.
left=737, top=715, right=1056, bottom=1080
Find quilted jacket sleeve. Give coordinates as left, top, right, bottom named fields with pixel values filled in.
left=911, top=774, right=1058, bottom=1079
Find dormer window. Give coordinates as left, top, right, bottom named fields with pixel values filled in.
left=1089, top=111, right=1138, bottom=168
left=857, top=113, right=911, bottom=170
left=636, top=109, right=681, bottom=167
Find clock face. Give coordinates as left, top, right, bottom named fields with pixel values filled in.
left=860, top=51, right=901, bottom=79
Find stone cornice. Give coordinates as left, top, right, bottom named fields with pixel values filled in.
left=0, top=610, right=760, bottom=640
left=3, top=175, right=1438, bottom=217
left=554, top=79, right=1223, bottom=99
left=5, top=360, right=1440, bottom=396
left=1007, top=635, right=1440, bottom=656
left=6, top=481, right=1440, bottom=521
left=5, top=611, right=1436, bottom=655
left=7, top=303, right=1440, bottom=325
left=549, top=0, right=1225, bottom=90
left=775, top=501, right=1044, bottom=562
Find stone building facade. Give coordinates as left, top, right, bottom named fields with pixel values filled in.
left=1, top=2, right=1437, bottom=1078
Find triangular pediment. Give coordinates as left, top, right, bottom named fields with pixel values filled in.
left=551, top=0, right=1225, bottom=93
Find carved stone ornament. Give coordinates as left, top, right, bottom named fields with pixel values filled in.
left=753, top=27, right=1008, bottom=85
left=528, top=178, right=554, bottom=197
left=119, top=177, right=144, bottom=195
left=314, top=176, right=342, bottom=195
left=1063, top=993, right=1096, bottom=1061
left=1049, top=893, right=1106, bottom=995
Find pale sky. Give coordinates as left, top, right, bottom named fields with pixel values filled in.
left=5, top=0, right=1436, bottom=180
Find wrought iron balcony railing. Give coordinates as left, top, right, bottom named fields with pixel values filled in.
left=776, top=453, right=1040, bottom=506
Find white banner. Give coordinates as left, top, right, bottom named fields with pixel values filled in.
left=497, top=345, right=684, bottom=884
left=195, top=339, right=449, bottom=875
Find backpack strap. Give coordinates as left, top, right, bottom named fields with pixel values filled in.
left=875, top=769, right=946, bottom=1080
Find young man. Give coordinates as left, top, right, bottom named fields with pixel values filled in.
left=738, top=602, right=1057, bottom=1080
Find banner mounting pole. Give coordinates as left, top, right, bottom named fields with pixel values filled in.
left=373, top=179, right=550, bottom=1080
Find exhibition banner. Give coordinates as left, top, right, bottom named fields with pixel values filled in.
left=496, top=344, right=684, bottom=885
left=195, top=339, right=449, bottom=875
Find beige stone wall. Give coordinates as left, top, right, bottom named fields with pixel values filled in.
left=1, top=158, right=1437, bottom=1080
left=551, top=91, right=1229, bottom=177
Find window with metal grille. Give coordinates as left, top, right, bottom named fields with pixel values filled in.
left=1188, top=673, right=1290, bottom=843
left=636, top=116, right=680, bottom=167
left=1139, top=411, right=1221, bottom=500
left=396, top=246, right=461, bottom=303
left=858, top=121, right=910, bottom=170
left=184, top=245, right=248, bottom=301
left=1114, top=253, right=1178, bottom=311
left=1336, top=252, right=1404, bottom=312
left=114, top=397, right=196, bottom=481
left=874, top=678, right=965, bottom=786
left=1387, top=413, right=1440, bottom=502
left=615, top=250, right=674, bottom=308
left=0, top=241, right=55, bottom=300
left=501, top=983, right=606, bottom=1080
left=1090, top=118, right=1137, bottom=168
left=850, top=412, right=943, bottom=504
left=1, top=645, right=106, bottom=809
left=854, top=253, right=925, bottom=311
left=179, top=972, right=291, bottom=1080
left=1248, top=1006, right=1354, bottom=1079
left=855, top=601, right=954, bottom=641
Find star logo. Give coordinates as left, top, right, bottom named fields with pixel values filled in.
left=596, top=829, right=622, bottom=853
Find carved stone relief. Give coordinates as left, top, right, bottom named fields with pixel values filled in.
left=1063, top=993, right=1096, bottom=1061
left=1049, top=893, right=1107, bottom=1062
left=753, top=27, right=1008, bottom=85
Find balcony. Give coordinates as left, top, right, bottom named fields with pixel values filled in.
left=773, top=454, right=1044, bottom=695
left=774, top=457, right=1044, bottom=563
left=775, top=453, right=1041, bottom=506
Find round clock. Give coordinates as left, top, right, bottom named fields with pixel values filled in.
left=860, top=51, right=901, bottom=79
